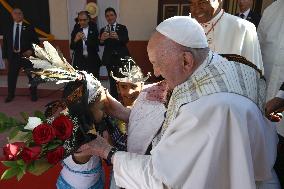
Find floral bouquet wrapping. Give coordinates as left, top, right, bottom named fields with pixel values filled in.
left=0, top=41, right=102, bottom=180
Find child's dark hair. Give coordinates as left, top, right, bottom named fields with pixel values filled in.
left=105, top=7, right=116, bottom=16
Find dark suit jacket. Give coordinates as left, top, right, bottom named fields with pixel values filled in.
left=2, top=22, right=39, bottom=60
left=99, top=23, right=130, bottom=67
left=235, top=10, right=261, bottom=28
left=70, top=22, right=100, bottom=56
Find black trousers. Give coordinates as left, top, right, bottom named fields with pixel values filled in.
left=7, top=53, right=36, bottom=97
left=73, top=53, right=101, bottom=79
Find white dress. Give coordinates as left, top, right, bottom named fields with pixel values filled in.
left=127, top=84, right=167, bottom=154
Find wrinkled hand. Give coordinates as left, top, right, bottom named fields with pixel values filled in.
left=75, top=135, right=113, bottom=159
left=22, top=50, right=33, bottom=58
left=109, top=32, right=118, bottom=39
left=265, top=97, right=284, bottom=122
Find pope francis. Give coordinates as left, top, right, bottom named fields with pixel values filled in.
left=76, top=16, right=278, bottom=189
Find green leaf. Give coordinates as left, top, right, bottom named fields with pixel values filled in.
left=0, top=112, right=7, bottom=121
left=8, top=127, right=20, bottom=141
left=16, top=170, right=25, bottom=181
left=27, top=161, right=36, bottom=173
left=16, top=160, right=25, bottom=166
left=45, top=142, right=62, bottom=151
left=2, top=161, right=18, bottom=168
left=1, top=167, right=20, bottom=180
left=27, top=159, right=52, bottom=176
left=34, top=111, right=46, bottom=122
left=20, top=112, right=29, bottom=123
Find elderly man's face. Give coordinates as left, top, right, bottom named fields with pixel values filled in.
left=12, top=9, right=24, bottom=23
left=189, top=0, right=221, bottom=23
left=238, top=0, right=252, bottom=12
left=147, top=33, right=192, bottom=90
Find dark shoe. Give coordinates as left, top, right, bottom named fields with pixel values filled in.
left=5, top=96, right=14, bottom=103
left=31, top=95, right=38, bottom=102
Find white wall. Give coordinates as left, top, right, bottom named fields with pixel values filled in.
left=49, top=0, right=69, bottom=40
left=49, top=0, right=159, bottom=41
left=119, top=0, right=158, bottom=41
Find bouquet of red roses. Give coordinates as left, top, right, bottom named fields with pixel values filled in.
left=0, top=111, right=84, bottom=180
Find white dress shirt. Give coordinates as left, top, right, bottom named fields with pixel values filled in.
left=239, top=8, right=251, bottom=20
left=82, top=26, right=89, bottom=56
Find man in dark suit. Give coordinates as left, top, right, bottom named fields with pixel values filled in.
left=2, top=8, right=39, bottom=103
left=235, top=0, right=261, bottom=28
left=70, top=11, right=101, bottom=78
left=99, top=7, right=130, bottom=100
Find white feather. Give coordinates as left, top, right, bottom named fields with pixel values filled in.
left=29, top=57, right=54, bottom=69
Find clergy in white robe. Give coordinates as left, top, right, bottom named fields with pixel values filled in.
left=189, top=0, right=263, bottom=73
left=77, top=16, right=278, bottom=189
left=257, top=0, right=284, bottom=135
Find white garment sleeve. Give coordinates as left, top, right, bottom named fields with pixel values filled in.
left=113, top=152, right=164, bottom=189
left=242, top=23, right=264, bottom=73
left=276, top=90, right=284, bottom=99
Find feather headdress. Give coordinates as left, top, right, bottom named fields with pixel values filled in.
left=29, top=41, right=102, bottom=102
left=29, top=41, right=79, bottom=84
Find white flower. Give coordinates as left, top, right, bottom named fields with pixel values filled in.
left=24, top=117, right=43, bottom=130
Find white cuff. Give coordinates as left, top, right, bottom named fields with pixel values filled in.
left=276, top=90, right=284, bottom=99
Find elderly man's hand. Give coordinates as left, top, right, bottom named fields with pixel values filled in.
left=75, top=135, right=113, bottom=160
left=265, top=97, right=284, bottom=121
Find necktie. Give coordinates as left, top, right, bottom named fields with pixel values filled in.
left=240, top=13, right=245, bottom=19
left=14, top=24, right=20, bottom=51
left=111, top=24, right=114, bottom=32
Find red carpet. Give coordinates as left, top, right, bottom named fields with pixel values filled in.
left=0, top=163, right=61, bottom=189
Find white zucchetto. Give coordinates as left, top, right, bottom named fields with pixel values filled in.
left=156, top=16, right=208, bottom=48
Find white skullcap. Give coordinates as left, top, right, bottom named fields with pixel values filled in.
left=156, top=16, right=208, bottom=48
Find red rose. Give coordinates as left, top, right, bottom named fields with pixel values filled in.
left=52, top=115, right=74, bottom=140
left=46, top=146, right=64, bottom=165
left=3, top=142, right=25, bottom=161
left=21, top=146, right=42, bottom=163
left=32, top=123, right=55, bottom=145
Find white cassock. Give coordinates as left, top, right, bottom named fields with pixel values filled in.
left=127, top=84, right=166, bottom=154
left=257, top=0, right=284, bottom=135
left=112, top=53, right=278, bottom=189
left=113, top=94, right=278, bottom=189
left=199, top=9, right=264, bottom=73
